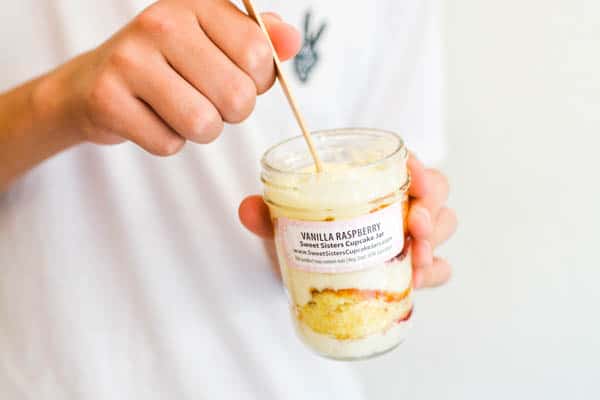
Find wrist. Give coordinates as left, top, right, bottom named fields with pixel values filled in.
left=31, top=63, right=85, bottom=148
left=0, top=66, right=84, bottom=190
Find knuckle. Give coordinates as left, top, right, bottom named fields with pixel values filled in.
left=85, top=73, right=118, bottom=126
left=429, top=169, right=450, bottom=198
left=432, top=208, right=457, bottom=247
left=152, top=136, right=185, bottom=157
left=221, top=75, right=256, bottom=123
left=107, top=41, right=139, bottom=71
left=187, top=107, right=223, bottom=144
left=196, top=109, right=224, bottom=143
left=241, top=33, right=273, bottom=88
left=135, top=4, right=174, bottom=35
left=256, top=78, right=276, bottom=95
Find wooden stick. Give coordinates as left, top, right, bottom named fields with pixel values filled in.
left=242, top=0, right=324, bottom=173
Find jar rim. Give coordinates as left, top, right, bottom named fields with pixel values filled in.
left=260, top=128, right=406, bottom=177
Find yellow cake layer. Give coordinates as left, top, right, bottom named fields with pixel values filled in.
left=297, top=287, right=413, bottom=340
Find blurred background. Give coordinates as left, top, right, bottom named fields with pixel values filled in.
left=353, top=0, right=600, bottom=397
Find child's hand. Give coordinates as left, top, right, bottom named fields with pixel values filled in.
left=239, top=154, right=457, bottom=289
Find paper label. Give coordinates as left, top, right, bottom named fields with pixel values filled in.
left=275, top=202, right=404, bottom=273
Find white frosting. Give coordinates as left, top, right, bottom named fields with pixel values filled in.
left=263, top=131, right=408, bottom=213
left=266, top=161, right=408, bottom=218
left=283, top=252, right=412, bottom=306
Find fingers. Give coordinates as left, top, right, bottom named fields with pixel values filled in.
left=197, top=2, right=301, bottom=94
left=126, top=101, right=186, bottom=156
left=239, top=195, right=274, bottom=239
left=86, top=74, right=185, bottom=156
left=84, top=2, right=301, bottom=156
left=197, top=1, right=273, bottom=94
left=261, top=14, right=303, bottom=61
left=413, top=257, right=452, bottom=289
left=411, top=238, right=433, bottom=271
left=415, top=169, right=449, bottom=218
left=126, top=54, right=223, bottom=144
left=431, top=207, right=458, bottom=247
left=410, top=207, right=456, bottom=289
left=407, top=168, right=449, bottom=239
left=408, top=203, right=432, bottom=240
left=407, top=153, right=427, bottom=198
left=139, top=10, right=257, bottom=124
left=405, top=155, right=455, bottom=289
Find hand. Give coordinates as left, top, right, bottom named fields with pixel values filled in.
left=36, top=0, right=301, bottom=155
left=238, top=154, right=457, bottom=289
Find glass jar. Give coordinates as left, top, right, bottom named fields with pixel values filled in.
left=261, top=128, right=412, bottom=360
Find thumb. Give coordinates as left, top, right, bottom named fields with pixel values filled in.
left=261, top=12, right=302, bottom=61
left=239, top=195, right=275, bottom=239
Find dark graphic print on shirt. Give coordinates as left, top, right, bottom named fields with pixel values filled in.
left=294, top=10, right=327, bottom=83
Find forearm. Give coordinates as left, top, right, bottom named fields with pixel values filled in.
left=0, top=72, right=82, bottom=192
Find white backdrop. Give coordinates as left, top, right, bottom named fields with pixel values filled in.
left=353, top=1, right=600, bottom=398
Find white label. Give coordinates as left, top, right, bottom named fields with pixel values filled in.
left=275, top=202, right=404, bottom=273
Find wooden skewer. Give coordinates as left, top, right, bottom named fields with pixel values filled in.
left=242, top=0, right=324, bottom=173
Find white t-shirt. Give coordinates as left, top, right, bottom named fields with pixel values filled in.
left=0, top=1, right=443, bottom=398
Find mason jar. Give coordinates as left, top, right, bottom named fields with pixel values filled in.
left=261, top=128, right=413, bottom=360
